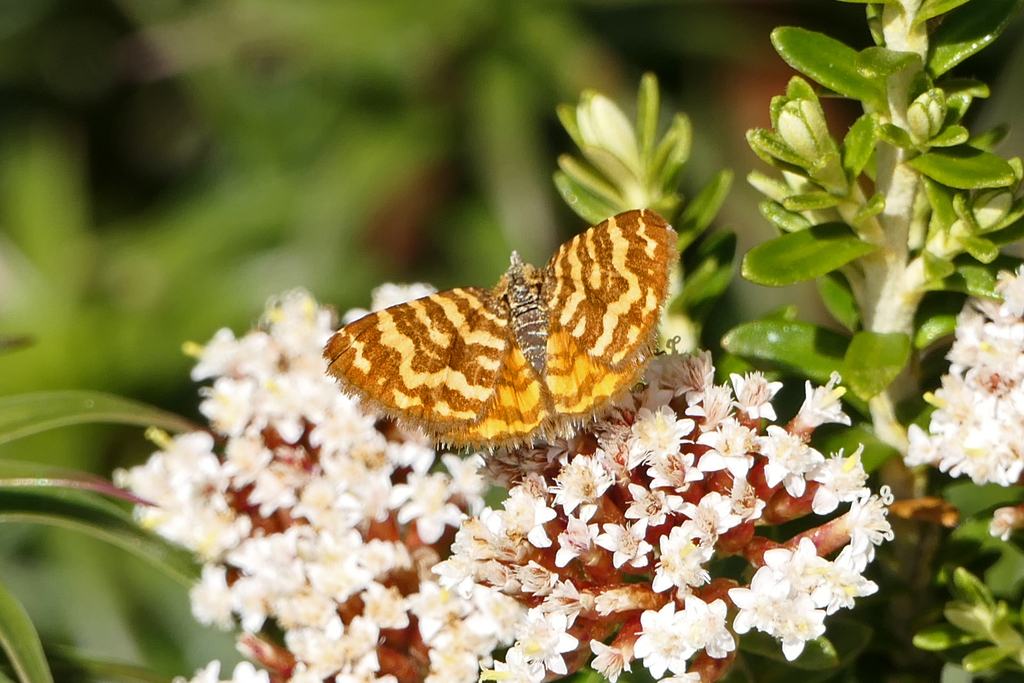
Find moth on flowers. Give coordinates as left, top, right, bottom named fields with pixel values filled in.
left=324, top=209, right=678, bottom=448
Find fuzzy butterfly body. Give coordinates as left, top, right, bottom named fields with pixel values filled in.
left=324, top=209, right=678, bottom=448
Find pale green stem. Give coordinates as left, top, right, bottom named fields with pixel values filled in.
left=859, top=0, right=928, bottom=455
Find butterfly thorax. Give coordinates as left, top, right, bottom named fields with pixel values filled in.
left=499, top=252, right=550, bottom=376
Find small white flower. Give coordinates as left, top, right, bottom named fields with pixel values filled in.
left=774, top=593, right=827, bottom=661
left=595, top=520, right=652, bottom=569
left=678, top=492, right=742, bottom=544
left=809, top=446, right=869, bottom=514
left=590, top=640, right=631, bottom=683
left=229, top=661, right=270, bottom=683
left=550, top=454, right=614, bottom=519
left=483, top=645, right=546, bottom=683
left=793, top=372, right=850, bottom=431
left=685, top=384, right=734, bottom=431
left=391, top=471, right=464, bottom=544
left=677, top=595, right=734, bottom=659
left=190, top=564, right=234, bottom=629
left=502, top=487, right=558, bottom=549
left=514, top=609, right=579, bottom=675
left=730, top=372, right=782, bottom=421
left=652, top=524, right=712, bottom=592
left=178, top=660, right=222, bottom=683
left=555, top=515, right=599, bottom=568
left=758, top=425, right=824, bottom=498
left=629, top=406, right=694, bottom=468
left=696, top=418, right=757, bottom=478
left=844, top=489, right=894, bottom=569
left=729, top=565, right=790, bottom=636
left=634, top=601, right=696, bottom=677
left=650, top=350, right=715, bottom=401
left=625, top=484, right=683, bottom=527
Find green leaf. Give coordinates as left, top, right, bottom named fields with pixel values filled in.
left=636, top=73, right=660, bottom=165
left=676, top=231, right=736, bottom=323
left=557, top=155, right=626, bottom=206
left=943, top=77, right=992, bottom=99
left=856, top=47, right=921, bottom=78
left=1011, top=157, right=1024, bottom=183
left=942, top=79, right=991, bottom=124
left=962, top=645, right=1015, bottom=672
left=951, top=567, right=997, bottom=609
left=842, top=331, right=911, bottom=400
left=913, top=623, right=980, bottom=651
left=0, top=391, right=197, bottom=446
left=989, top=215, right=1024, bottom=246
left=721, top=319, right=848, bottom=385
left=922, top=251, right=957, bottom=283
left=0, top=461, right=146, bottom=506
left=960, top=235, right=999, bottom=264
left=937, top=256, right=1024, bottom=297
left=747, top=129, right=807, bottom=170
left=742, top=223, right=878, bottom=287
left=556, top=103, right=584, bottom=150
left=916, top=0, right=977, bottom=24
left=759, top=200, right=813, bottom=233
left=748, top=171, right=791, bottom=202
left=0, top=488, right=200, bottom=586
left=0, top=579, right=53, bottom=683
left=841, top=114, right=878, bottom=179
left=909, top=147, right=1017, bottom=189
left=928, top=0, right=1024, bottom=76
left=676, top=169, right=733, bottom=251
left=923, top=177, right=957, bottom=232
left=651, top=113, right=692, bottom=192
left=818, top=272, right=860, bottom=332
left=969, top=124, right=1009, bottom=151
left=929, top=125, right=969, bottom=147
left=739, top=630, right=840, bottom=670
left=814, top=423, right=899, bottom=472
left=771, top=28, right=888, bottom=110
left=553, top=170, right=622, bottom=225
left=579, top=144, right=642, bottom=199
left=879, top=123, right=915, bottom=150
left=48, top=647, right=172, bottom=683
left=854, top=193, right=885, bottom=224
left=952, top=191, right=981, bottom=233
left=781, top=191, right=841, bottom=212
left=914, top=293, right=963, bottom=348
left=785, top=76, right=820, bottom=104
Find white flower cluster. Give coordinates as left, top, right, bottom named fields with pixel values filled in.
left=906, top=268, right=1024, bottom=540
left=437, top=354, right=892, bottom=682
left=117, top=289, right=522, bottom=683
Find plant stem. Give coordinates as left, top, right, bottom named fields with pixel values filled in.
left=862, top=1, right=928, bottom=455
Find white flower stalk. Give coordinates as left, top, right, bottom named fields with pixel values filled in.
left=906, top=267, right=1024, bottom=539
left=118, top=290, right=522, bottom=683
left=439, top=351, right=891, bottom=681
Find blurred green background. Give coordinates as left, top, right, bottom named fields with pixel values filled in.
left=1, top=1, right=1022, bottom=679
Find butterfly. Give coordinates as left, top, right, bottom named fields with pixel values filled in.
left=324, top=209, right=678, bottom=448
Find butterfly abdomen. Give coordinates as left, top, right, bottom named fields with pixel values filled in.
left=502, top=253, right=550, bottom=376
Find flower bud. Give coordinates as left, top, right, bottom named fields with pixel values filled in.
left=907, top=89, right=946, bottom=143
left=776, top=99, right=845, bottom=193
left=576, top=92, right=642, bottom=177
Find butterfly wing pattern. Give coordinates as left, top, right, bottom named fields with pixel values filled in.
left=543, top=209, right=677, bottom=423
left=324, top=209, right=678, bottom=448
